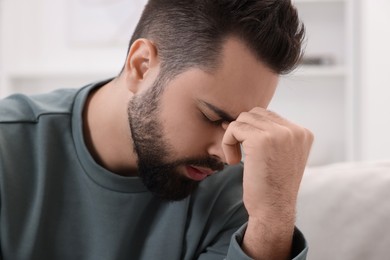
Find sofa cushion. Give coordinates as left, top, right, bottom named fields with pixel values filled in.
left=297, top=161, right=390, bottom=260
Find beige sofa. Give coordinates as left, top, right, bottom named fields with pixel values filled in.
left=297, top=160, right=390, bottom=260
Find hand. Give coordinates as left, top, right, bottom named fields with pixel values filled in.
left=222, top=107, right=313, bottom=259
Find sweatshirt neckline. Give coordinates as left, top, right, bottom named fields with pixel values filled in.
left=71, top=79, right=148, bottom=193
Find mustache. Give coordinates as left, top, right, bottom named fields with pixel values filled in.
left=170, top=156, right=225, bottom=172
left=142, top=157, right=226, bottom=174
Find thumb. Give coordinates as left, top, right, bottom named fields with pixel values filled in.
left=222, top=123, right=242, bottom=165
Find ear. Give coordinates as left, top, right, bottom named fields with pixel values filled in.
left=123, top=38, right=159, bottom=93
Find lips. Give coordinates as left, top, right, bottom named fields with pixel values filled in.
left=185, top=165, right=215, bottom=181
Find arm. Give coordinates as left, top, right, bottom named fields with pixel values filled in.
left=197, top=223, right=308, bottom=260
left=222, top=107, right=313, bottom=260
left=226, top=224, right=307, bottom=260
left=194, top=164, right=308, bottom=260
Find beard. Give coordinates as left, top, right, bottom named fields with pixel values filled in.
left=127, top=76, right=224, bottom=201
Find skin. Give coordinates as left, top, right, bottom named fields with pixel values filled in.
left=83, top=37, right=314, bottom=259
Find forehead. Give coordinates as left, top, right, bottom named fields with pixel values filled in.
left=210, top=38, right=278, bottom=111
left=162, top=37, right=279, bottom=117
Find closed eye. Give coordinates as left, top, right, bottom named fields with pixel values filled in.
left=201, top=112, right=225, bottom=126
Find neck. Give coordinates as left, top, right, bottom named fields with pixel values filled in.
left=82, top=77, right=139, bottom=176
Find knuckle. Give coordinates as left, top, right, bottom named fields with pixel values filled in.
left=305, top=129, right=315, bottom=143
left=288, top=126, right=307, bottom=140
left=227, top=120, right=240, bottom=129
left=266, top=109, right=280, bottom=118
left=236, top=111, right=251, bottom=122
left=289, top=127, right=314, bottom=147
left=249, top=107, right=264, bottom=113
left=294, top=128, right=306, bottom=140
left=260, top=131, right=274, bottom=145
left=276, top=126, right=294, bottom=141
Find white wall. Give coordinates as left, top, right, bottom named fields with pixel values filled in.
left=0, top=0, right=146, bottom=97
left=1, top=0, right=390, bottom=162
left=359, top=0, right=390, bottom=161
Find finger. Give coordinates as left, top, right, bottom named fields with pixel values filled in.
left=237, top=108, right=312, bottom=144
left=235, top=111, right=296, bottom=145
left=249, top=107, right=296, bottom=128
left=223, top=142, right=242, bottom=165
left=237, top=107, right=291, bottom=129
left=221, top=122, right=242, bottom=164
left=222, top=121, right=261, bottom=165
left=235, top=111, right=278, bottom=131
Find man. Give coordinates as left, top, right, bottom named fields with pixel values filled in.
left=0, top=0, right=313, bottom=259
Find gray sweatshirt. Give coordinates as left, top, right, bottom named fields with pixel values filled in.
left=0, top=80, right=307, bottom=260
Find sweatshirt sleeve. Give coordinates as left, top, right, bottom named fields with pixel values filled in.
left=191, top=164, right=308, bottom=260
left=225, top=224, right=308, bottom=260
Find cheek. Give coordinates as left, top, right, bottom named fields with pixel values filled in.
left=162, top=112, right=212, bottom=156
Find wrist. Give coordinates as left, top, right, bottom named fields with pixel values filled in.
left=247, top=214, right=295, bottom=238
left=241, top=214, right=295, bottom=260
left=247, top=202, right=296, bottom=224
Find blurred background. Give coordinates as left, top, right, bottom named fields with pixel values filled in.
left=0, top=0, right=389, bottom=166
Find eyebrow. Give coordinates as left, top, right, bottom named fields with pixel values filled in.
left=198, top=100, right=236, bottom=123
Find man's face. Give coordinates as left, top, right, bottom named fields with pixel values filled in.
left=128, top=38, right=278, bottom=201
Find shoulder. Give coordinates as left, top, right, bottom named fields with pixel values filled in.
left=0, top=88, right=79, bottom=123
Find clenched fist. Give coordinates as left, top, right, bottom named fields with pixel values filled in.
left=222, top=107, right=314, bottom=259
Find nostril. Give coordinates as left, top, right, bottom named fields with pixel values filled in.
left=210, top=155, right=223, bottom=164
left=208, top=150, right=226, bottom=165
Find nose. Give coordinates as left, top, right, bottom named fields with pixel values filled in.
left=207, top=129, right=227, bottom=163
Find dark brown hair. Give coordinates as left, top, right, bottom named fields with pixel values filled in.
left=123, top=0, right=305, bottom=79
